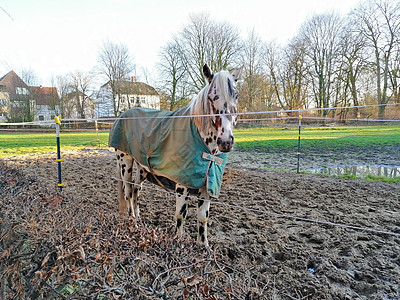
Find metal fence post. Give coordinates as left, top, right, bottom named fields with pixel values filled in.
left=55, top=116, right=66, bottom=191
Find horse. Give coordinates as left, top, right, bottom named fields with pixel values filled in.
left=108, top=64, right=242, bottom=246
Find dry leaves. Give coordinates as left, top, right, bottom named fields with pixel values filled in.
left=1, top=162, right=257, bottom=299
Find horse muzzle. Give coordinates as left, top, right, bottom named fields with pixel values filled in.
left=217, top=135, right=234, bottom=152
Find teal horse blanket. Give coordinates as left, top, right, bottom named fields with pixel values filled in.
left=108, top=107, right=227, bottom=197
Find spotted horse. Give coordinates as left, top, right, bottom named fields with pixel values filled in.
left=108, top=64, right=242, bottom=246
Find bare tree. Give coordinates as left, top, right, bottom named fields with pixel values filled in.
left=334, top=18, right=369, bottom=119
left=352, top=0, right=400, bottom=118
left=138, top=66, right=153, bottom=85
left=51, top=74, right=71, bottom=118
left=241, top=29, right=265, bottom=110
left=157, top=40, right=189, bottom=110
left=175, top=12, right=241, bottom=93
left=21, top=69, right=39, bottom=86
left=69, top=70, right=93, bottom=119
left=300, top=12, right=343, bottom=116
left=96, top=41, right=135, bottom=116
left=18, top=69, right=39, bottom=122
left=263, top=38, right=309, bottom=114
left=280, top=36, right=310, bottom=112
left=264, top=41, right=286, bottom=110
left=389, top=46, right=400, bottom=103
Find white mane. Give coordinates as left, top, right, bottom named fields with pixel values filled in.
left=189, top=70, right=236, bottom=133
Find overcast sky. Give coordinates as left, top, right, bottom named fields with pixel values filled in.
left=0, top=0, right=362, bottom=86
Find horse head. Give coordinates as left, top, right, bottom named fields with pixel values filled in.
left=203, top=64, right=242, bottom=153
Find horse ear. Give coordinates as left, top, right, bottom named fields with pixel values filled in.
left=203, top=64, right=214, bottom=83
left=231, top=66, right=244, bottom=82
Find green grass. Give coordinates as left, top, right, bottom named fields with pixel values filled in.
left=0, top=126, right=399, bottom=157
left=0, top=131, right=109, bottom=157
left=364, top=174, right=400, bottom=184
left=234, top=125, right=400, bottom=152
left=1, top=126, right=399, bottom=184
left=334, top=173, right=400, bottom=183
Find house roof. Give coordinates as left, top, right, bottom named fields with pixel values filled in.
left=29, top=86, right=59, bottom=105
left=101, top=80, right=159, bottom=96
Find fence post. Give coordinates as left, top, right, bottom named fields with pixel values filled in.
left=297, top=115, right=302, bottom=174
left=55, top=116, right=66, bottom=191
left=95, top=120, right=100, bottom=147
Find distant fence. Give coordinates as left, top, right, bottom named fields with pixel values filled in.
left=1, top=103, right=400, bottom=129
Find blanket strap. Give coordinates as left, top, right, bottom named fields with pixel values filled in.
left=201, top=152, right=224, bottom=166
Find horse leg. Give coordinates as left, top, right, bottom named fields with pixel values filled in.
left=116, top=150, right=136, bottom=216
left=175, top=184, right=189, bottom=238
left=197, top=187, right=210, bottom=246
left=116, top=149, right=147, bottom=218
left=131, top=162, right=147, bottom=218
left=116, top=150, right=130, bottom=215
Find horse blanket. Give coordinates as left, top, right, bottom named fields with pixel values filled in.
left=108, top=106, right=228, bottom=197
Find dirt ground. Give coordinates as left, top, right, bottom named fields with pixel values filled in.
left=2, top=148, right=400, bottom=299
left=229, top=144, right=400, bottom=171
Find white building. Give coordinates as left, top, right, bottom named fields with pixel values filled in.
left=29, top=86, right=60, bottom=122
left=95, top=77, right=160, bottom=118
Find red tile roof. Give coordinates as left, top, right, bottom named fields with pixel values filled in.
left=29, top=86, right=59, bottom=105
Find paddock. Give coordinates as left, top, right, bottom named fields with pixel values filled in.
left=2, top=148, right=399, bottom=299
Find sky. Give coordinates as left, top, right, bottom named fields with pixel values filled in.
left=0, top=0, right=362, bottom=87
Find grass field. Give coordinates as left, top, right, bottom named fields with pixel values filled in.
left=234, top=125, right=400, bottom=152
left=0, top=125, right=399, bottom=157
left=0, top=132, right=110, bottom=156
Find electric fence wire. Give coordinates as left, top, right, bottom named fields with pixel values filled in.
left=1, top=103, right=400, bottom=126
left=238, top=116, right=400, bottom=123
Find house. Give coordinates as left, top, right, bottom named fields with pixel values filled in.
left=62, top=91, right=94, bottom=119
left=0, top=70, right=60, bottom=123
left=29, top=86, right=60, bottom=122
left=0, top=70, right=34, bottom=122
left=95, top=77, right=160, bottom=118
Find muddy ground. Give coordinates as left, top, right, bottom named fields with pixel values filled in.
left=2, top=148, right=400, bottom=299
left=229, top=144, right=400, bottom=171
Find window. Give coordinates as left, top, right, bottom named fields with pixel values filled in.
left=16, top=87, right=29, bottom=95
left=141, top=97, right=146, bottom=104
left=39, top=115, right=44, bottom=121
